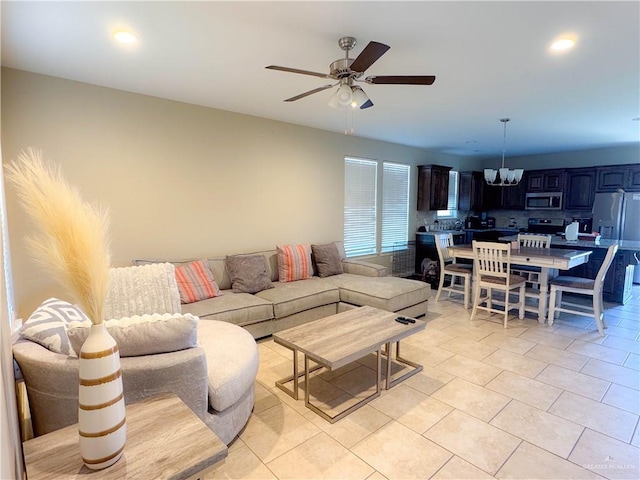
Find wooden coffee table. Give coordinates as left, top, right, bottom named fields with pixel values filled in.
left=273, top=306, right=426, bottom=423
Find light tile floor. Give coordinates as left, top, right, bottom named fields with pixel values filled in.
left=206, top=286, right=640, bottom=480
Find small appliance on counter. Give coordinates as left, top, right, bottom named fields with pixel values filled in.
left=465, top=215, right=481, bottom=229
left=564, top=221, right=579, bottom=242
left=465, top=213, right=495, bottom=229
left=573, top=217, right=593, bottom=234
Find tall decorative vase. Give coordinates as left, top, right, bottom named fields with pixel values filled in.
left=78, top=323, right=126, bottom=470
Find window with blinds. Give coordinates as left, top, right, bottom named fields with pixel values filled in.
left=344, top=158, right=377, bottom=257
left=437, top=170, right=459, bottom=218
left=381, top=162, right=410, bottom=252
left=344, top=157, right=410, bottom=257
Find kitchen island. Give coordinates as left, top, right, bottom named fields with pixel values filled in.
left=500, top=235, right=640, bottom=304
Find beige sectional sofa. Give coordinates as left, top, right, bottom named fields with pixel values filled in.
left=13, top=242, right=430, bottom=447
left=154, top=246, right=431, bottom=339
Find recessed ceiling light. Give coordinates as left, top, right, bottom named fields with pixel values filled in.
left=550, top=37, right=576, bottom=51
left=113, top=30, right=138, bottom=44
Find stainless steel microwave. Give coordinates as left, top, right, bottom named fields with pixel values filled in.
left=525, top=192, right=563, bottom=210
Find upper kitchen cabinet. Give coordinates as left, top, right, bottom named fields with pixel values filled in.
left=526, top=169, right=565, bottom=192
left=418, top=165, right=451, bottom=211
left=564, top=168, right=596, bottom=210
left=597, top=164, right=640, bottom=192
left=501, top=178, right=526, bottom=209
left=459, top=170, right=525, bottom=211
left=458, top=171, right=484, bottom=212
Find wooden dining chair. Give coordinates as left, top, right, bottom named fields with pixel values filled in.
left=470, top=241, right=526, bottom=327
left=434, top=233, right=473, bottom=309
left=511, top=233, right=553, bottom=315
left=548, top=244, right=618, bottom=336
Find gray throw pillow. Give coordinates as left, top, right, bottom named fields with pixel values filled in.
left=67, top=313, right=198, bottom=358
left=20, top=298, right=90, bottom=356
left=311, top=243, right=344, bottom=278
left=225, top=254, right=274, bottom=293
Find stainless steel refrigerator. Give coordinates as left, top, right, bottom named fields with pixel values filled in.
left=592, top=191, right=640, bottom=283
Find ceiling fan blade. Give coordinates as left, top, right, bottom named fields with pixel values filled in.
left=360, top=99, right=374, bottom=110
left=365, top=75, right=436, bottom=85
left=349, top=41, right=390, bottom=73
left=284, top=84, right=335, bottom=102
left=266, top=65, right=331, bottom=79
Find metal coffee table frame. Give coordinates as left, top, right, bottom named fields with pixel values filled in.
left=274, top=309, right=424, bottom=424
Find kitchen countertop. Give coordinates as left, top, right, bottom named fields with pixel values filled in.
left=499, top=235, right=640, bottom=252
left=417, top=230, right=466, bottom=235
left=417, top=228, right=521, bottom=235
left=463, top=228, right=521, bottom=233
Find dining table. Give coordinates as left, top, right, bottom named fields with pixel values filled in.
left=448, top=244, right=592, bottom=323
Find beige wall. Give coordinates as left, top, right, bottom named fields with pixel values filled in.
left=1, top=68, right=474, bottom=319
left=4, top=68, right=636, bottom=319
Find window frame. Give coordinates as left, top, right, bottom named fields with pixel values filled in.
left=436, top=170, right=459, bottom=219
left=343, top=157, right=411, bottom=258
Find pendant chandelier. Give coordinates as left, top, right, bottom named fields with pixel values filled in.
left=484, top=118, right=524, bottom=186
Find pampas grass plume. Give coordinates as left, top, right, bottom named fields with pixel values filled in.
left=6, top=148, right=111, bottom=324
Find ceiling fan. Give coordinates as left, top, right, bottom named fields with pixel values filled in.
left=266, top=36, right=436, bottom=109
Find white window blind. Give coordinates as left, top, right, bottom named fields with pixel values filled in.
left=381, top=162, right=410, bottom=252
left=437, top=171, right=459, bottom=218
left=344, top=158, right=377, bottom=257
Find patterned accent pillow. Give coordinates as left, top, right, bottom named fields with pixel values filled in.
left=20, top=298, right=90, bottom=356
left=225, top=254, right=274, bottom=293
left=311, top=243, right=344, bottom=278
left=277, top=244, right=313, bottom=282
left=174, top=259, right=222, bottom=304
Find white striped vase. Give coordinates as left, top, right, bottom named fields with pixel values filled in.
left=78, top=323, right=127, bottom=470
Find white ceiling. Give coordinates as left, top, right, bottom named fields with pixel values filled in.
left=2, top=1, right=639, bottom=158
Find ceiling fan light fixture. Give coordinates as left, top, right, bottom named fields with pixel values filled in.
left=328, top=90, right=341, bottom=109
left=336, top=83, right=353, bottom=106
left=350, top=86, right=370, bottom=109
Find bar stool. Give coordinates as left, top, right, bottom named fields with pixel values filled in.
left=548, top=244, right=618, bottom=336
left=511, top=233, right=552, bottom=316
left=434, top=233, right=473, bottom=309
left=470, top=241, right=526, bottom=328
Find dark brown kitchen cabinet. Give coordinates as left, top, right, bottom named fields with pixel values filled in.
left=629, top=164, right=640, bottom=191
left=597, top=164, right=640, bottom=192
left=459, top=170, right=524, bottom=211
left=597, top=167, right=626, bottom=191
left=526, top=169, right=565, bottom=192
left=564, top=168, right=596, bottom=210
left=458, top=171, right=485, bottom=212
left=501, top=179, right=526, bottom=209
left=417, top=165, right=451, bottom=211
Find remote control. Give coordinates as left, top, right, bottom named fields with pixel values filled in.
left=395, top=317, right=409, bottom=325
left=397, top=316, right=416, bottom=324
